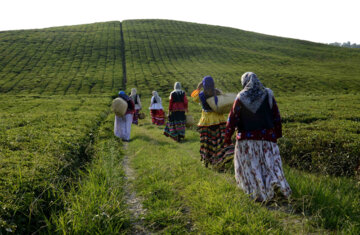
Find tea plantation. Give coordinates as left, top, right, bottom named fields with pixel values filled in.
left=0, top=20, right=359, bottom=233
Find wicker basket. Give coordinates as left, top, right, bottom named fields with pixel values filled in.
left=111, top=98, right=128, bottom=117
left=138, top=112, right=146, bottom=119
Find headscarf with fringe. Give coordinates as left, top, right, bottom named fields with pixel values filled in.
left=237, top=72, right=273, bottom=113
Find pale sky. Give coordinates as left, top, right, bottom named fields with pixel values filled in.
left=1, top=0, right=360, bottom=44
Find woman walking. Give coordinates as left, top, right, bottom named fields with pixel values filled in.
left=114, top=91, right=135, bottom=142
left=224, top=72, right=291, bottom=202
left=149, top=91, right=165, bottom=125
left=130, top=88, right=142, bottom=125
left=164, top=82, right=188, bottom=142
left=191, top=76, right=234, bottom=167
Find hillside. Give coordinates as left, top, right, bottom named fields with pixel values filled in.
left=1, top=20, right=360, bottom=96
left=1, top=20, right=360, bottom=233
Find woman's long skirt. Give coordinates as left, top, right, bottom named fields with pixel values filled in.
left=198, top=123, right=234, bottom=166
left=132, top=109, right=140, bottom=125
left=234, top=140, right=292, bottom=202
left=164, top=111, right=186, bottom=141
left=114, top=114, right=133, bottom=141
left=150, top=109, right=165, bottom=125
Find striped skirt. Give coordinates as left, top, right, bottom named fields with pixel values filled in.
left=198, top=123, right=234, bottom=166
left=150, top=109, right=165, bottom=125
left=164, top=111, right=186, bottom=141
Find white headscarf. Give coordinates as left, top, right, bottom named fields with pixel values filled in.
left=152, top=91, right=161, bottom=104
left=169, top=82, right=183, bottom=98
left=237, top=72, right=273, bottom=113
left=174, top=82, right=181, bottom=91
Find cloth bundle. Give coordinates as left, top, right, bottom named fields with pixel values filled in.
left=206, top=93, right=237, bottom=114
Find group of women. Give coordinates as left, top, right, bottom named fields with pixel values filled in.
left=114, top=72, right=291, bottom=202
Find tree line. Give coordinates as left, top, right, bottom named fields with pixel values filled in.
left=329, top=41, right=360, bottom=48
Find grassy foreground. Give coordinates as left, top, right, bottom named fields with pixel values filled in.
left=122, top=118, right=359, bottom=233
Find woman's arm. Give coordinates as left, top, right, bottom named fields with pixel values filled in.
left=272, top=97, right=282, bottom=139
left=224, top=99, right=241, bottom=144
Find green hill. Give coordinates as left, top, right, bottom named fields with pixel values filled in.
left=1, top=20, right=359, bottom=233
left=1, top=20, right=360, bottom=96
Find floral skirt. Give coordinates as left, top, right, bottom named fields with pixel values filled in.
left=150, top=109, right=165, bottom=125
left=234, top=140, right=292, bottom=202
left=198, top=123, right=234, bottom=166
left=164, top=111, right=186, bottom=141
left=132, top=109, right=140, bottom=125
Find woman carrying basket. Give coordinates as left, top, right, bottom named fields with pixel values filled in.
left=114, top=91, right=135, bottom=142
left=191, top=76, right=234, bottom=168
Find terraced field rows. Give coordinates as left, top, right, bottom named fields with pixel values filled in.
left=123, top=20, right=360, bottom=96
left=0, top=22, right=123, bottom=95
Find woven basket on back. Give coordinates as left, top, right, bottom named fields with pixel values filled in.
left=111, top=98, right=128, bottom=117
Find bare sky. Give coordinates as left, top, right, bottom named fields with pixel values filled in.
left=1, top=0, right=359, bottom=44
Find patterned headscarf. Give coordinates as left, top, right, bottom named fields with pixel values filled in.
left=238, top=72, right=273, bottom=113
left=200, top=76, right=218, bottom=106
left=152, top=91, right=161, bottom=104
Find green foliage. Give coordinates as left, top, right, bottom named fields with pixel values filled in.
left=0, top=95, right=110, bottom=233
left=277, top=94, right=360, bottom=176
left=49, top=115, right=131, bottom=234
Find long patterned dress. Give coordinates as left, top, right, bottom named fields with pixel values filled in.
left=224, top=96, right=291, bottom=202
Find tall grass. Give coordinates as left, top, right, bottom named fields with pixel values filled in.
left=285, top=167, right=360, bottom=233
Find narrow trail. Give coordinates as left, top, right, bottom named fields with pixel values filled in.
left=122, top=143, right=150, bottom=235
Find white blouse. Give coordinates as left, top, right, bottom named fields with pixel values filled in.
left=149, top=96, right=163, bottom=110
